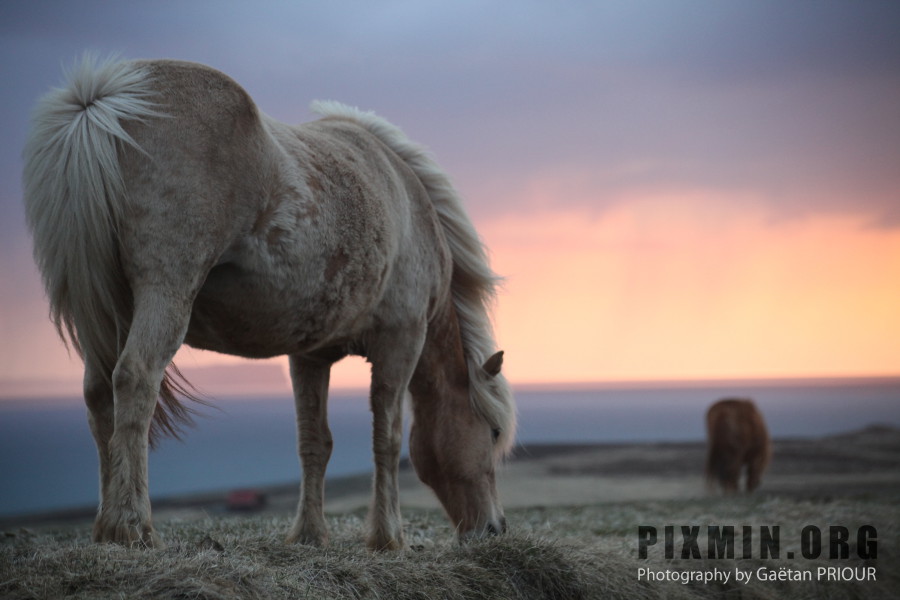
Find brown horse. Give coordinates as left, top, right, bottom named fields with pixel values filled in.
left=23, top=56, right=516, bottom=549
left=705, top=398, right=770, bottom=493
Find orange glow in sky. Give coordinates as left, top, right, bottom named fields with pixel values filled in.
left=483, top=193, right=900, bottom=385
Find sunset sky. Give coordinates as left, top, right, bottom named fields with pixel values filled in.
left=1, top=1, right=898, bottom=397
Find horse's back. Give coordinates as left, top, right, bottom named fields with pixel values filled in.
left=123, top=58, right=441, bottom=261
left=707, top=398, right=767, bottom=448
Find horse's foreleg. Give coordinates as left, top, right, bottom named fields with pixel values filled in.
left=84, top=361, right=114, bottom=540
left=721, top=455, right=742, bottom=495
left=93, top=292, right=192, bottom=548
left=368, top=389, right=406, bottom=550
left=366, top=326, right=426, bottom=551
left=745, top=451, right=767, bottom=492
left=286, top=355, right=333, bottom=546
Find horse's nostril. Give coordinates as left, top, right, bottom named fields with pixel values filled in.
left=486, top=516, right=506, bottom=536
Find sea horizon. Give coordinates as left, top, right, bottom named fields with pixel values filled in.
left=4, top=372, right=900, bottom=405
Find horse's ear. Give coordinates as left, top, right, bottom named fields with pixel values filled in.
left=482, top=351, right=504, bottom=377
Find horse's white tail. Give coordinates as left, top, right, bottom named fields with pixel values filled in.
left=23, top=55, right=197, bottom=442
left=310, top=101, right=517, bottom=456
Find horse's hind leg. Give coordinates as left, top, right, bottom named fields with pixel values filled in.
left=286, top=355, right=334, bottom=546
left=366, top=325, right=426, bottom=551
left=84, top=361, right=115, bottom=541
left=93, top=289, right=193, bottom=548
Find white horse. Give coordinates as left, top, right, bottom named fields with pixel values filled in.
left=23, top=56, right=516, bottom=550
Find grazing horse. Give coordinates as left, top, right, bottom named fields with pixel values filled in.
left=23, top=56, right=516, bottom=550
left=705, top=398, right=770, bottom=494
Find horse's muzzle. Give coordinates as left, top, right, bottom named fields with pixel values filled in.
left=486, top=515, right=508, bottom=536
left=460, top=515, right=507, bottom=543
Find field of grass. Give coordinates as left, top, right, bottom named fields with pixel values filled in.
left=2, top=494, right=896, bottom=599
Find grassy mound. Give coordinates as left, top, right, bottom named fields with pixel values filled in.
left=2, top=497, right=897, bottom=599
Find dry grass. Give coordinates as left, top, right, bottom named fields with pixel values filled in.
left=2, top=496, right=897, bottom=599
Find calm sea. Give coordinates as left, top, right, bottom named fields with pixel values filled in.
left=1, top=379, right=898, bottom=517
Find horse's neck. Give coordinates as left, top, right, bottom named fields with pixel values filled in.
left=409, top=300, right=468, bottom=404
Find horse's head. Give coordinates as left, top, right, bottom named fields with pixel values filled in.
left=409, top=350, right=515, bottom=541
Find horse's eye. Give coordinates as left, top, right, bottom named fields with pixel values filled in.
left=491, top=428, right=501, bottom=442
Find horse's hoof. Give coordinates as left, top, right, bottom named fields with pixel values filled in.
left=94, top=528, right=163, bottom=549
left=366, top=533, right=406, bottom=552
left=93, top=515, right=163, bottom=549
left=285, top=525, right=328, bottom=547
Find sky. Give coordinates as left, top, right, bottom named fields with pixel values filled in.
left=1, top=0, right=899, bottom=397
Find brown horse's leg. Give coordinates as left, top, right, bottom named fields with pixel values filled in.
left=745, top=450, right=766, bottom=492
left=84, top=361, right=114, bottom=542
left=721, top=456, right=742, bottom=494
left=286, top=355, right=333, bottom=546
left=365, top=326, right=426, bottom=551
left=93, top=290, right=192, bottom=548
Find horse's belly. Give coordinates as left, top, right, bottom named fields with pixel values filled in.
left=184, top=262, right=383, bottom=358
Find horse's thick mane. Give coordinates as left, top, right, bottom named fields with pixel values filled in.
left=310, top=101, right=517, bottom=456
left=23, top=55, right=198, bottom=443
